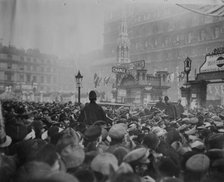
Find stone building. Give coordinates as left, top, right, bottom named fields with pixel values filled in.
left=0, top=44, right=75, bottom=101
left=103, top=3, right=224, bottom=101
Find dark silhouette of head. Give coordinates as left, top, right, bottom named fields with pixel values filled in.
left=164, top=96, right=169, bottom=103
left=89, top=90, right=97, bottom=102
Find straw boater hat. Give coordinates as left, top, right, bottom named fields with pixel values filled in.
left=0, top=125, right=12, bottom=148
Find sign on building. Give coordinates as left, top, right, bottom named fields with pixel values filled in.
left=200, top=53, right=224, bottom=73
left=112, top=66, right=127, bottom=74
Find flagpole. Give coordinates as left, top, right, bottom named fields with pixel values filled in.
left=176, top=66, right=181, bottom=98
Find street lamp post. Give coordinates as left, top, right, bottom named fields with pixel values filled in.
left=184, top=57, right=192, bottom=108
left=75, top=70, right=83, bottom=105
left=184, top=57, right=192, bottom=83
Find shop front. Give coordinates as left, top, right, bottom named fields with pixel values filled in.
left=181, top=47, right=224, bottom=107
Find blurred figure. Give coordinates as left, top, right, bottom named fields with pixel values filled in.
left=175, top=99, right=184, bottom=119
left=77, top=90, right=107, bottom=128
left=155, top=97, right=166, bottom=111
left=164, top=96, right=177, bottom=121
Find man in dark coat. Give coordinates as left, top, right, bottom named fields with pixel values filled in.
left=175, top=99, right=184, bottom=119
left=155, top=97, right=166, bottom=111
left=77, top=90, right=107, bottom=127
left=164, top=96, right=177, bottom=121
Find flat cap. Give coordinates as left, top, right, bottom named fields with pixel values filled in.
left=84, top=125, right=102, bottom=141
left=90, top=152, right=118, bottom=175
left=109, top=123, right=127, bottom=140
left=123, top=148, right=150, bottom=164
left=186, top=154, right=210, bottom=172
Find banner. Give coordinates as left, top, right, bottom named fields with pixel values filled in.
left=177, top=4, right=224, bottom=17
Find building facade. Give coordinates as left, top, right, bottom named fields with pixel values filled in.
left=111, top=13, right=170, bottom=105
left=103, top=3, right=224, bottom=101
left=181, top=47, right=224, bottom=107
left=0, top=44, right=75, bottom=101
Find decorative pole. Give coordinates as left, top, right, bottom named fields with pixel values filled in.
left=75, top=70, right=83, bottom=105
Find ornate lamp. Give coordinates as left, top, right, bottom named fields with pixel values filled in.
left=75, top=70, right=83, bottom=104
left=184, top=57, right=192, bottom=82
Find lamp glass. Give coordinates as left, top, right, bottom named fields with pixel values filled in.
left=75, top=71, right=83, bottom=86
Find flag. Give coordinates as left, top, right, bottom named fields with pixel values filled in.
left=98, top=77, right=102, bottom=86
left=94, top=73, right=99, bottom=88
left=104, top=76, right=110, bottom=85
left=170, top=72, right=175, bottom=82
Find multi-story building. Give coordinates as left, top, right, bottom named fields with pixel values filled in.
left=0, top=44, right=75, bottom=101
left=102, top=3, right=224, bottom=101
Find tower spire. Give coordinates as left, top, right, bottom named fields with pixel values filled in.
left=117, top=8, right=130, bottom=64
left=120, top=10, right=128, bottom=37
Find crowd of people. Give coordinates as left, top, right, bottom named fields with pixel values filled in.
left=0, top=90, right=224, bottom=182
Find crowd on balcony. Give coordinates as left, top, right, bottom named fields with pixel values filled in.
left=0, top=91, right=224, bottom=182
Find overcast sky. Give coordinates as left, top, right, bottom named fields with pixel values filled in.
left=0, top=0, right=107, bottom=58
left=0, top=0, right=222, bottom=59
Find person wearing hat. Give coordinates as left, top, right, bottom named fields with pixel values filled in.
left=73, top=168, right=96, bottom=182
left=91, top=152, right=118, bottom=182
left=41, top=108, right=55, bottom=129
left=77, top=90, right=107, bottom=127
left=154, top=156, right=181, bottom=180
left=151, top=132, right=181, bottom=171
left=155, top=97, right=166, bottom=112
left=33, top=143, right=62, bottom=172
left=184, top=153, right=210, bottom=182
left=164, top=96, right=177, bottom=121
left=0, top=152, right=17, bottom=182
left=123, top=147, right=150, bottom=176
left=56, top=134, right=85, bottom=172
left=107, top=123, right=129, bottom=153
left=83, top=125, right=102, bottom=153
left=13, top=161, right=52, bottom=182
left=175, top=99, right=184, bottom=119
left=110, top=172, right=142, bottom=182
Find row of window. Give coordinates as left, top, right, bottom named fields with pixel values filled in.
left=131, top=42, right=221, bottom=65
left=0, top=62, right=55, bottom=73
left=105, top=10, right=224, bottom=37
left=0, top=84, right=74, bottom=93
left=131, top=25, right=224, bottom=52
left=0, top=53, right=55, bottom=65
left=0, top=71, right=56, bottom=84
left=105, top=25, right=224, bottom=57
